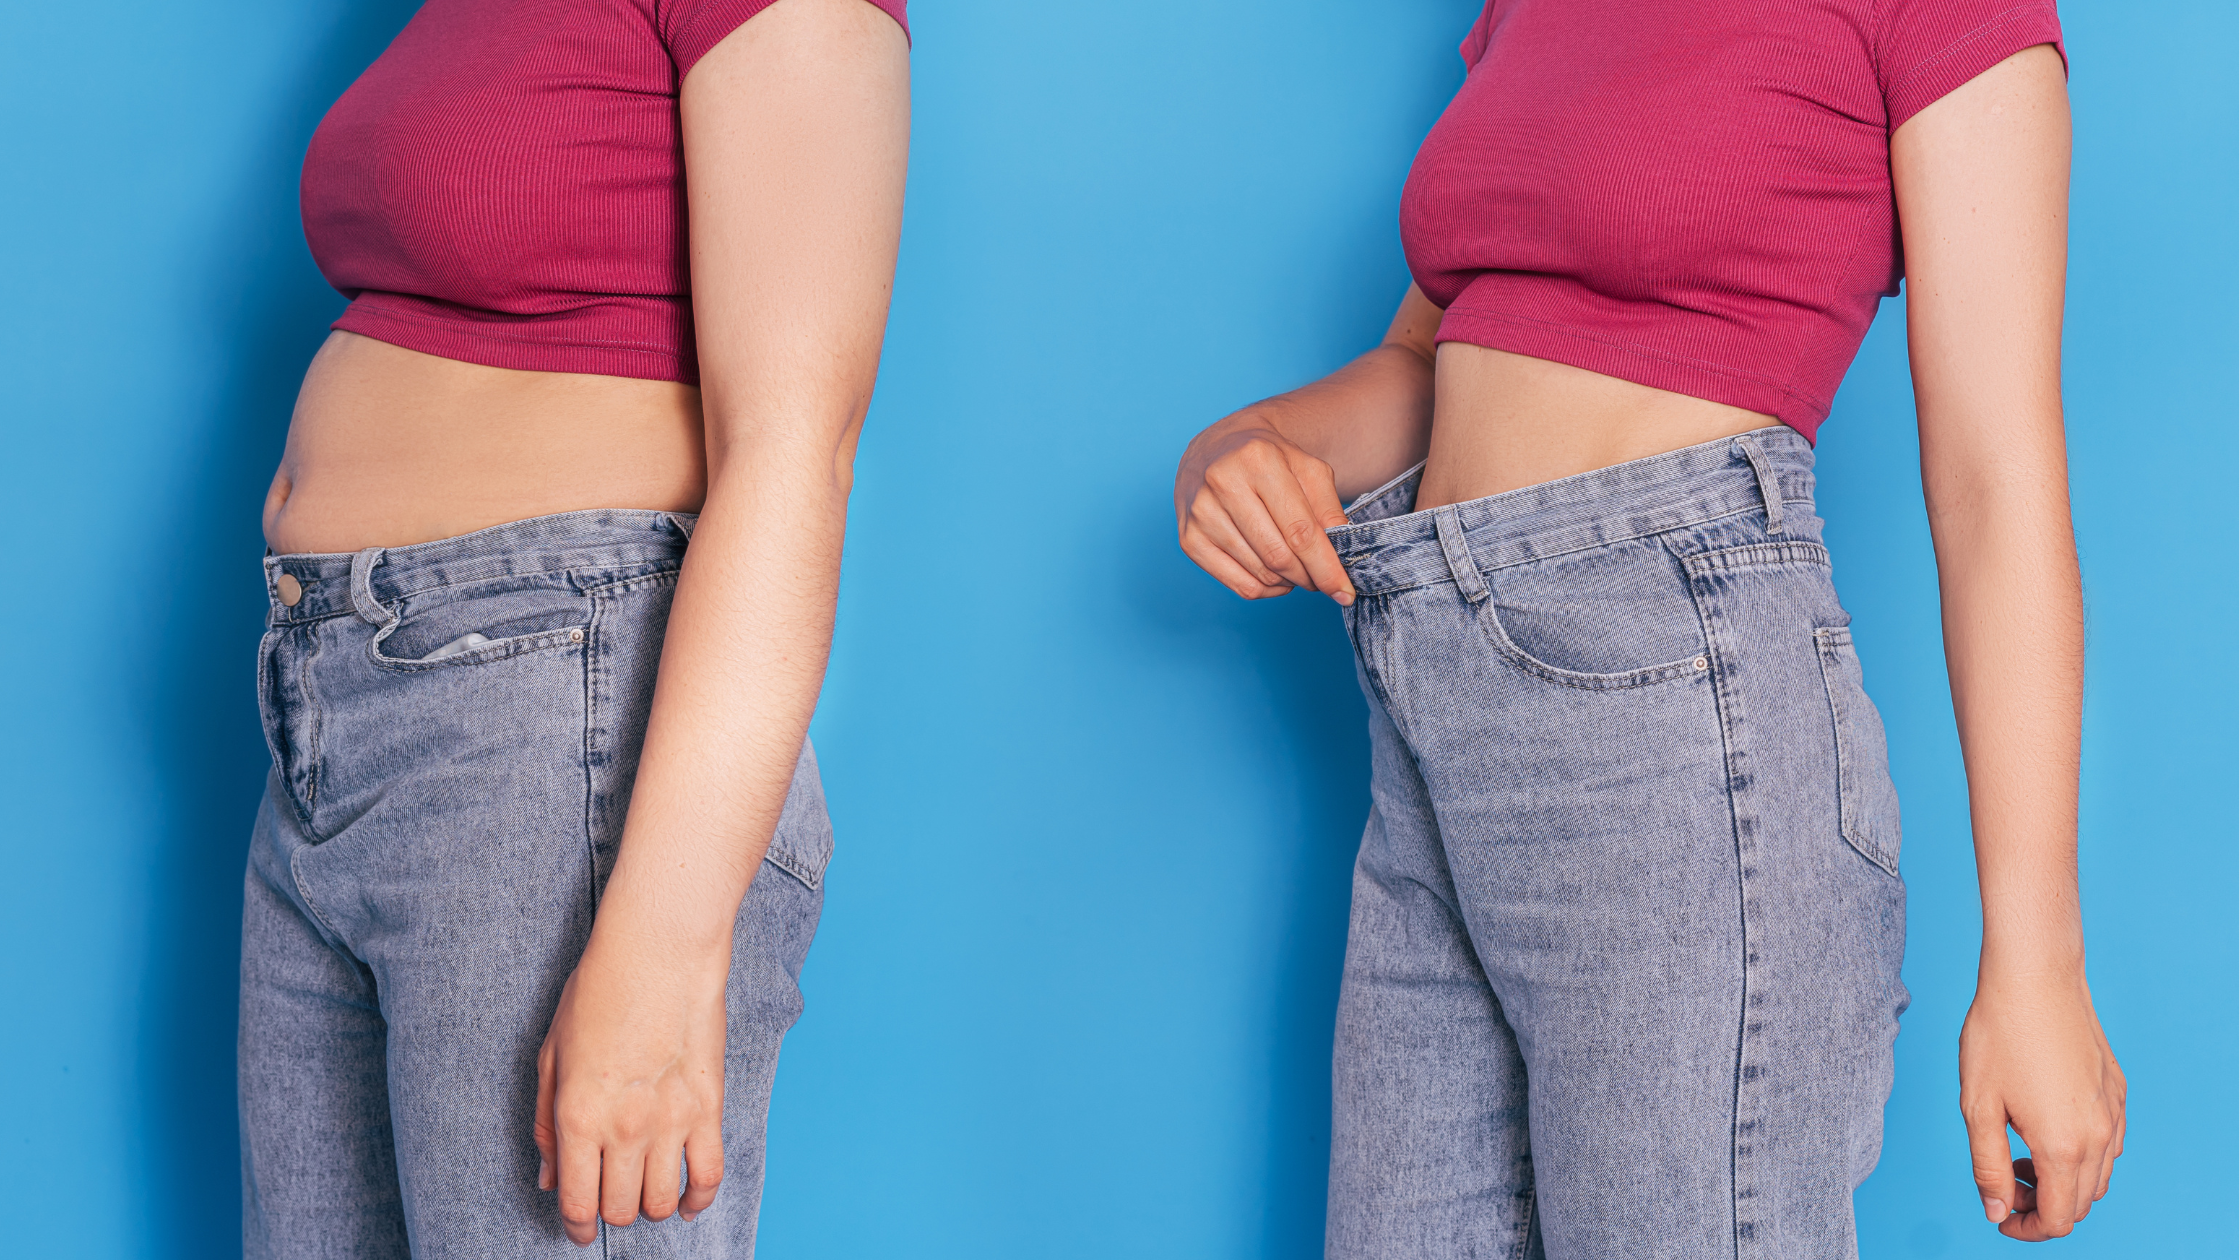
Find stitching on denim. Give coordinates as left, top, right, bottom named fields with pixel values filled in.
left=363, top=624, right=589, bottom=674
left=1467, top=593, right=1706, bottom=692
left=1681, top=541, right=1832, bottom=576
left=1343, top=501, right=1800, bottom=598
left=581, top=567, right=682, bottom=597
left=295, top=628, right=325, bottom=833
left=765, top=845, right=826, bottom=891
left=1682, top=568, right=1756, bottom=1260
left=1814, top=627, right=1901, bottom=877
left=286, top=835, right=352, bottom=950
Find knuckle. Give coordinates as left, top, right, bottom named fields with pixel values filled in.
left=560, top=1200, right=600, bottom=1227
left=602, top=1207, right=638, bottom=1227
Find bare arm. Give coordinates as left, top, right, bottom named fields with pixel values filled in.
left=532, top=0, right=908, bottom=1243
left=1892, top=42, right=2123, bottom=1243
left=1174, top=284, right=1442, bottom=602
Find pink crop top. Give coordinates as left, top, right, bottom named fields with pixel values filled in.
left=1400, top=0, right=2064, bottom=440
left=300, top=0, right=908, bottom=386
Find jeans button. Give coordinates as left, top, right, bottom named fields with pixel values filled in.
left=275, top=573, right=304, bottom=606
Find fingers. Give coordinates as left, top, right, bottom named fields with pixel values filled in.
left=600, top=1145, right=647, bottom=1233
left=680, top=1122, right=725, bottom=1222
left=1178, top=433, right=1356, bottom=605
left=1273, top=450, right=1356, bottom=604
left=1181, top=510, right=1293, bottom=598
left=640, top=1144, right=685, bottom=1223
left=1964, top=1105, right=2018, bottom=1227
left=555, top=1125, right=604, bottom=1247
left=2001, top=1144, right=2107, bottom=1241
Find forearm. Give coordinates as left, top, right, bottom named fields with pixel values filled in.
left=1928, top=457, right=2085, bottom=974
left=588, top=438, right=854, bottom=963
left=1188, top=285, right=1441, bottom=502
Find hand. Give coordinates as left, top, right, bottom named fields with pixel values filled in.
left=1175, top=417, right=1356, bottom=604
left=534, top=937, right=731, bottom=1245
left=1958, top=969, right=2125, bottom=1241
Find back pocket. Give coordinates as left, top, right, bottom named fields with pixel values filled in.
left=1814, top=626, right=1901, bottom=876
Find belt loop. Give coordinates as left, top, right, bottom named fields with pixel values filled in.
left=665, top=512, right=698, bottom=542
left=1433, top=506, right=1490, bottom=603
left=348, top=547, right=395, bottom=627
left=1733, top=435, right=1785, bottom=536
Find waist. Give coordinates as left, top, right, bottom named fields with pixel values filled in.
left=263, top=508, right=695, bottom=626
left=1414, top=343, right=1786, bottom=509
left=1331, top=425, right=1817, bottom=599
left=266, top=331, right=707, bottom=555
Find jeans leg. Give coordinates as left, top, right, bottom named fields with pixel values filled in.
left=1328, top=690, right=1540, bottom=1260
left=239, top=784, right=410, bottom=1260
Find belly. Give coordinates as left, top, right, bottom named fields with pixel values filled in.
left=1415, top=344, right=1779, bottom=510
left=264, top=332, right=708, bottom=554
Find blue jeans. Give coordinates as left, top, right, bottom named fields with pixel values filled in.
left=240, top=510, right=830, bottom=1259
left=1325, top=429, right=1908, bottom=1260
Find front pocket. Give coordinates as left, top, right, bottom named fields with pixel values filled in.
left=1466, top=537, right=1712, bottom=691
left=365, top=577, right=593, bottom=672
left=1814, top=626, right=1902, bottom=876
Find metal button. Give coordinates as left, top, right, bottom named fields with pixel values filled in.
left=569, top=629, right=585, bottom=643
left=1693, top=656, right=1710, bottom=671
left=275, top=573, right=304, bottom=607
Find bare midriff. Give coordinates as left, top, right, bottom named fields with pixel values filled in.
left=1414, top=342, right=1780, bottom=511
left=262, top=331, right=709, bottom=556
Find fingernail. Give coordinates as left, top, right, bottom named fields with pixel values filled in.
left=538, top=1157, right=550, bottom=1189
left=682, top=1211, right=698, bottom=1223
left=1334, top=589, right=1355, bottom=606
left=1983, top=1198, right=2006, bottom=1222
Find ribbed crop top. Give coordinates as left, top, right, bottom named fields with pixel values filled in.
left=300, top=0, right=908, bottom=386
left=1400, top=0, right=2063, bottom=440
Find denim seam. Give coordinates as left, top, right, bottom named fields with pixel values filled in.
left=1814, top=626, right=1902, bottom=877
left=285, top=838, right=351, bottom=951
left=1343, top=501, right=1807, bottom=598
left=580, top=567, right=682, bottom=598
left=271, top=559, right=680, bottom=624
left=295, top=628, right=326, bottom=830
left=363, top=625, right=589, bottom=674
left=765, top=845, right=827, bottom=892
left=581, top=588, right=607, bottom=937
left=1685, top=567, right=1756, bottom=1259
left=1681, top=541, right=1832, bottom=577
left=1469, top=599, right=1708, bottom=691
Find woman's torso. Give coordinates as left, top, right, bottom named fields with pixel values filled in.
left=273, top=0, right=906, bottom=554
left=1404, top=0, right=2062, bottom=507
left=264, top=331, right=704, bottom=555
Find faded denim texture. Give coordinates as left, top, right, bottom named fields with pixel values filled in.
left=240, top=510, right=830, bottom=1259
left=1325, top=428, right=1908, bottom=1260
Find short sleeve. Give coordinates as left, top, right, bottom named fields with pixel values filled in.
left=1459, top=0, right=1496, bottom=68
left=1879, top=0, right=2064, bottom=131
left=666, top=0, right=908, bottom=81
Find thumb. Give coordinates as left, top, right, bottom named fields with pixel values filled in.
left=1966, top=1105, right=2017, bottom=1225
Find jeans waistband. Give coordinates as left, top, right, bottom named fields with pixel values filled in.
left=261, top=508, right=697, bottom=625
left=1326, top=426, right=1814, bottom=598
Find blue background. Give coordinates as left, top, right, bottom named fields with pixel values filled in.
left=1, top=1, right=2230, bottom=1255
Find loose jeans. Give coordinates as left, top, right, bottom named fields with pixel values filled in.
left=1325, top=429, right=1908, bottom=1260
left=241, top=510, right=831, bottom=1259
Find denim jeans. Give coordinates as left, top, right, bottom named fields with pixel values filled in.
left=1325, top=428, right=1908, bottom=1260
left=240, top=510, right=831, bottom=1259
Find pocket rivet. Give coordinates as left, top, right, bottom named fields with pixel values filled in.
left=1693, top=656, right=1709, bottom=671
left=275, top=574, right=303, bottom=607
left=569, top=629, right=585, bottom=643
